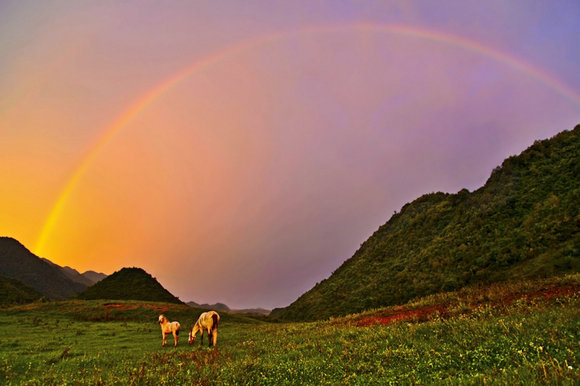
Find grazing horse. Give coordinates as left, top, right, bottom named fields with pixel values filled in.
left=188, top=311, right=220, bottom=347
left=158, top=314, right=180, bottom=347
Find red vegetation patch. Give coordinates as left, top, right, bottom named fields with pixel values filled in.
left=501, top=285, right=580, bottom=305
left=103, top=302, right=138, bottom=311
left=354, top=284, right=579, bottom=328
left=141, top=304, right=172, bottom=313
left=356, top=305, right=448, bottom=327
left=17, top=303, right=41, bottom=311
left=100, top=302, right=174, bottom=312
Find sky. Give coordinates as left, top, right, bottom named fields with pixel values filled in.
left=1, top=1, right=579, bottom=309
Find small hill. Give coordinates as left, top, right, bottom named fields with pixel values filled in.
left=0, top=275, right=43, bottom=305
left=77, top=267, right=183, bottom=304
left=0, top=237, right=87, bottom=299
left=271, top=125, right=580, bottom=321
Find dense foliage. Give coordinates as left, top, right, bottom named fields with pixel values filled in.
left=77, top=267, right=183, bottom=304
left=0, top=237, right=87, bottom=300
left=1, top=275, right=578, bottom=384
left=0, top=275, right=43, bottom=305
left=272, top=125, right=580, bottom=321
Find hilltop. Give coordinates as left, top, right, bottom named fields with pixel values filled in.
left=271, top=125, right=580, bottom=321
left=77, top=267, right=183, bottom=304
left=0, top=237, right=87, bottom=299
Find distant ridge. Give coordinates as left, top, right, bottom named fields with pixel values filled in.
left=187, top=301, right=230, bottom=312
left=77, top=267, right=183, bottom=304
left=41, top=258, right=107, bottom=287
left=82, top=270, right=107, bottom=284
left=186, top=301, right=270, bottom=316
left=230, top=307, right=271, bottom=317
left=271, top=125, right=580, bottom=321
left=0, top=237, right=87, bottom=299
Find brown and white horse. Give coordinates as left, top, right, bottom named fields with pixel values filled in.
left=158, top=314, right=180, bottom=347
left=188, top=311, right=220, bottom=347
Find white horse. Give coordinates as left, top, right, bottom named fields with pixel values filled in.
left=158, top=314, right=180, bottom=347
left=188, top=311, right=220, bottom=347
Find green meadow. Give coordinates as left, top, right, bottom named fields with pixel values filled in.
left=1, top=275, right=579, bottom=385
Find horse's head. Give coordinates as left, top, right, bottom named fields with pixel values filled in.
left=158, top=314, right=166, bottom=324
left=188, top=331, right=195, bottom=344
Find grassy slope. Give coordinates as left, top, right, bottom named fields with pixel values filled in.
left=77, top=267, right=183, bottom=304
left=0, top=274, right=578, bottom=384
left=272, top=125, right=580, bottom=321
left=0, top=276, right=43, bottom=305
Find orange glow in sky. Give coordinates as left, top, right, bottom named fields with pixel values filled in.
left=1, top=2, right=579, bottom=308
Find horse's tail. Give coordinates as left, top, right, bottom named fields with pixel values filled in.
left=212, top=313, right=219, bottom=330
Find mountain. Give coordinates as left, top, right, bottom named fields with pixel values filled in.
left=77, top=267, right=183, bottom=304
left=41, top=258, right=107, bottom=287
left=271, top=125, right=580, bottom=321
left=231, top=308, right=271, bottom=316
left=0, top=275, right=43, bottom=305
left=0, top=237, right=87, bottom=300
left=186, top=301, right=270, bottom=316
left=82, top=270, right=107, bottom=284
left=187, top=301, right=230, bottom=312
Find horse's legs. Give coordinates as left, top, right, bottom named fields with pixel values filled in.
left=212, top=328, right=218, bottom=347
left=173, top=331, right=179, bottom=347
left=200, top=329, right=204, bottom=345
left=208, top=328, right=213, bottom=347
left=162, top=333, right=166, bottom=346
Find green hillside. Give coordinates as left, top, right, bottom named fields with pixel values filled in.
left=0, top=275, right=43, bottom=305
left=271, top=125, right=580, bottom=321
left=77, top=267, right=183, bottom=304
left=0, top=237, right=87, bottom=300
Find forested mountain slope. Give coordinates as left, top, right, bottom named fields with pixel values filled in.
left=0, top=237, right=87, bottom=300
left=271, top=125, right=580, bottom=321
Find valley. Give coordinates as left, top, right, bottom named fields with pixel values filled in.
left=0, top=274, right=577, bottom=384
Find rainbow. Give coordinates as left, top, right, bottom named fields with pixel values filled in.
left=34, top=22, right=580, bottom=256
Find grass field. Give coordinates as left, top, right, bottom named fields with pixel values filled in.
left=1, top=275, right=579, bottom=385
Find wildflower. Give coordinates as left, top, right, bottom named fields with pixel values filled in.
left=568, top=366, right=573, bottom=370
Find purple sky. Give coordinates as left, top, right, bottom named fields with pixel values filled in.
left=1, top=1, right=579, bottom=309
